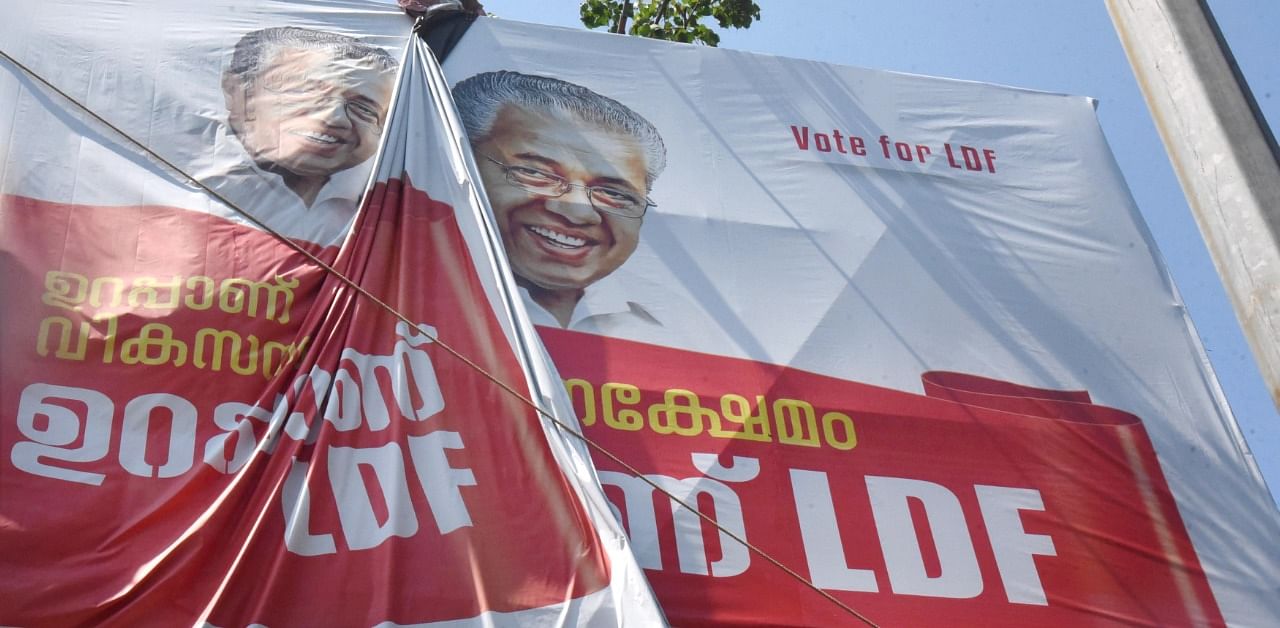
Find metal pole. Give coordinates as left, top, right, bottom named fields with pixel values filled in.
left=1106, top=0, right=1280, bottom=411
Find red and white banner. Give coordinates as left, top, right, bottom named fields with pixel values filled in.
left=439, top=16, right=1280, bottom=627
left=545, top=331, right=1220, bottom=626
left=1, top=2, right=660, bottom=625
left=7, top=3, right=1280, bottom=626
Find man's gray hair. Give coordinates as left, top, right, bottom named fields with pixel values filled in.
left=452, top=71, right=667, bottom=188
left=226, top=26, right=397, bottom=85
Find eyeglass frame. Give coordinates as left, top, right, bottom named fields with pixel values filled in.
left=479, top=153, right=656, bottom=219
left=256, top=77, right=387, bottom=128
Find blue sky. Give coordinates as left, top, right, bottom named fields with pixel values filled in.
left=463, top=0, right=1280, bottom=506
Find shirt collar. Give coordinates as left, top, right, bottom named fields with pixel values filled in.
left=198, top=120, right=373, bottom=209
left=569, top=277, right=638, bottom=325
left=517, top=280, right=659, bottom=329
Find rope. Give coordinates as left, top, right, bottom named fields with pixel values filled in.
left=0, top=46, right=880, bottom=628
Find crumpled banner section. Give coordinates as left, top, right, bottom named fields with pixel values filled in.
left=1, top=17, right=661, bottom=628
left=0, top=188, right=597, bottom=625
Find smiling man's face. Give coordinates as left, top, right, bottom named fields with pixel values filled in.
left=474, top=104, right=648, bottom=295
left=230, top=47, right=393, bottom=179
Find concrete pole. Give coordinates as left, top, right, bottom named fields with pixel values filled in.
left=1106, top=0, right=1280, bottom=411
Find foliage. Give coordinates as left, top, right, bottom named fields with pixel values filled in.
left=580, top=0, right=760, bottom=46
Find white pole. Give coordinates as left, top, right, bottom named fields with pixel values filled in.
left=1106, top=0, right=1280, bottom=411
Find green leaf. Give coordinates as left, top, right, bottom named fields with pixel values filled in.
left=579, top=0, right=612, bottom=29
left=581, top=0, right=759, bottom=45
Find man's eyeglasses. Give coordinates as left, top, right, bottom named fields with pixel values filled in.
left=259, top=79, right=384, bottom=127
left=480, top=154, right=655, bottom=218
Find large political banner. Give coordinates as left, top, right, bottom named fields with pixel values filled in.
left=440, top=17, right=1280, bottom=627
left=1, top=2, right=662, bottom=625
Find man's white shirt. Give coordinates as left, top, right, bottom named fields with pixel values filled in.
left=519, top=282, right=663, bottom=342
left=192, top=122, right=374, bottom=247
left=518, top=274, right=738, bottom=357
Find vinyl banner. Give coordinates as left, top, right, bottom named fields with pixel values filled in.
left=440, top=17, right=1280, bottom=627
left=1, top=2, right=661, bottom=625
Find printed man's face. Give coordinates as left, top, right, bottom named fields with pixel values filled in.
left=473, top=104, right=649, bottom=293
left=228, top=47, right=393, bottom=178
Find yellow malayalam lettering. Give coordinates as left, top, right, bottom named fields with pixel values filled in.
left=193, top=328, right=259, bottom=376
left=127, top=276, right=183, bottom=310
left=184, top=276, right=217, bottom=310
left=602, top=382, right=644, bottom=431
left=98, top=314, right=119, bottom=364
left=564, top=378, right=597, bottom=426
left=648, top=389, right=713, bottom=437
left=36, top=270, right=298, bottom=324
left=32, top=305, right=309, bottom=379
left=36, top=316, right=89, bottom=360
left=218, top=276, right=299, bottom=324
left=712, top=394, right=772, bottom=442
left=262, top=336, right=310, bottom=379
left=821, top=411, right=858, bottom=450
left=567, top=379, right=860, bottom=451
left=120, top=323, right=188, bottom=367
left=774, top=398, right=821, bottom=448
left=89, top=276, right=127, bottom=309
left=41, top=271, right=88, bottom=311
